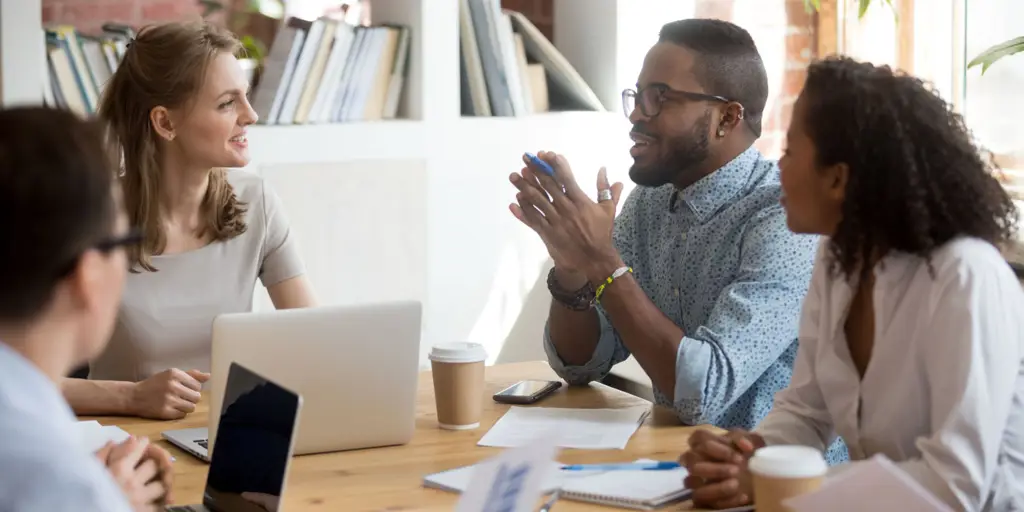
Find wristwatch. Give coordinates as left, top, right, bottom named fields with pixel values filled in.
left=546, top=267, right=595, bottom=311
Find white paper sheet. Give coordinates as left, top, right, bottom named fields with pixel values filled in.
left=75, top=420, right=131, bottom=453
left=784, top=454, right=953, bottom=512
left=477, top=406, right=650, bottom=450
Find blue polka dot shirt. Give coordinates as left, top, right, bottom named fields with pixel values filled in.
left=545, top=147, right=826, bottom=431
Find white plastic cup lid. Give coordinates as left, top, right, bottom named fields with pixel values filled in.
left=748, top=445, right=828, bottom=479
left=428, top=342, right=487, bottom=364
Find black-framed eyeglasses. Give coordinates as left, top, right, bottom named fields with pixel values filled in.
left=622, top=84, right=739, bottom=119
left=57, top=229, right=143, bottom=277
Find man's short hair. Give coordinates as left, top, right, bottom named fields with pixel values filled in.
left=0, top=107, right=116, bottom=322
left=659, top=19, right=769, bottom=137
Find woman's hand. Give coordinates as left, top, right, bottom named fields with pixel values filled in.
left=130, top=368, right=209, bottom=419
left=680, top=428, right=765, bottom=509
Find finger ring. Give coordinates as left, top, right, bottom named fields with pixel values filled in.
left=598, top=189, right=612, bottom=202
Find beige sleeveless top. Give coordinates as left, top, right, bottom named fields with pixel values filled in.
left=89, top=170, right=304, bottom=381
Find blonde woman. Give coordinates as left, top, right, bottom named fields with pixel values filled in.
left=63, top=21, right=316, bottom=419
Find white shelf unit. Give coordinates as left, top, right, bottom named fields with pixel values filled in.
left=1, top=0, right=677, bottom=368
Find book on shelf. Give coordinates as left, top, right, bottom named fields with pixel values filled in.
left=459, top=0, right=605, bottom=117
left=253, top=15, right=411, bottom=125
left=42, top=24, right=131, bottom=117
left=37, top=17, right=410, bottom=125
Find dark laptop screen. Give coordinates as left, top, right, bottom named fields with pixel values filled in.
left=203, top=362, right=300, bottom=512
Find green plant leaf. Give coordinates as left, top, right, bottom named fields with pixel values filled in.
left=803, top=0, right=821, bottom=14
left=968, top=37, right=1024, bottom=74
left=859, top=0, right=872, bottom=18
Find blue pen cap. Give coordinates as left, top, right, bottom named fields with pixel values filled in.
left=525, top=152, right=555, bottom=176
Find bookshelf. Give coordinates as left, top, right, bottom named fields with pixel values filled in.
left=1, top=0, right=655, bottom=367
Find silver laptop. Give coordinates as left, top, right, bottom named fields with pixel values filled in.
left=167, top=361, right=301, bottom=511
left=163, top=301, right=421, bottom=461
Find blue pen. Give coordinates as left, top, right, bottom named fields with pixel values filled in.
left=560, top=461, right=681, bottom=471
left=524, top=152, right=555, bottom=176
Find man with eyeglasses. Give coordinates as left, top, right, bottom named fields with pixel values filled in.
left=0, top=107, right=175, bottom=511
left=510, top=19, right=844, bottom=462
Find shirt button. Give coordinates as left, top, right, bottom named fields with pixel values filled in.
left=674, top=288, right=680, bottom=297
left=680, top=233, right=687, bottom=241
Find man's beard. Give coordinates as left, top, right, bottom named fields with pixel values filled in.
left=628, top=109, right=712, bottom=188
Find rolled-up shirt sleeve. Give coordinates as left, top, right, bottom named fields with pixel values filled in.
left=543, top=306, right=631, bottom=385
left=670, top=206, right=817, bottom=425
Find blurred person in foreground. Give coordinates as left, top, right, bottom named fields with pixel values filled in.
left=0, top=106, right=174, bottom=511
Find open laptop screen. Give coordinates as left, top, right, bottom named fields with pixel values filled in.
left=203, top=362, right=300, bottom=512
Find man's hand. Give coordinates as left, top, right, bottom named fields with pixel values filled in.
left=97, top=436, right=168, bottom=512
left=680, top=429, right=765, bottom=509
left=508, top=151, right=625, bottom=281
left=130, top=368, right=209, bottom=420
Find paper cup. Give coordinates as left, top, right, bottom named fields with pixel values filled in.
left=429, top=342, right=487, bottom=430
left=749, top=445, right=828, bottom=512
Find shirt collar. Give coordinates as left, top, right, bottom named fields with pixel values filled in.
left=676, top=146, right=763, bottom=222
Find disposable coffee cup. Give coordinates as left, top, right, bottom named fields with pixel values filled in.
left=429, top=342, right=487, bottom=430
left=748, top=445, right=828, bottom=512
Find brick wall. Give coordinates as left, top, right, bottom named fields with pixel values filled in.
left=41, top=0, right=223, bottom=34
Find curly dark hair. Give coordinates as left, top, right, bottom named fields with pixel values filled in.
left=800, top=56, right=1017, bottom=280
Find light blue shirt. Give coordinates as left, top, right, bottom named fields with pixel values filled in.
left=545, top=147, right=818, bottom=429
left=0, top=343, right=133, bottom=512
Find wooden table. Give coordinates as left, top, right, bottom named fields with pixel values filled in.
left=82, top=361, right=715, bottom=511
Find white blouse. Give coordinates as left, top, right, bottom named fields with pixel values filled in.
left=756, top=237, right=1024, bottom=511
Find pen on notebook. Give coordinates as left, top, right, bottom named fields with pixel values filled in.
left=559, top=461, right=681, bottom=471
left=538, top=489, right=562, bottom=512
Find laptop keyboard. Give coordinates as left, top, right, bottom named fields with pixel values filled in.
left=196, top=439, right=208, bottom=450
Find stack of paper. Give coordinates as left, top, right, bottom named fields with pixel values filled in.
left=74, top=420, right=131, bottom=452
left=478, top=406, right=650, bottom=450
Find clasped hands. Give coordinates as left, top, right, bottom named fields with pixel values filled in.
left=508, top=151, right=626, bottom=282
left=680, top=429, right=766, bottom=509
left=96, top=435, right=175, bottom=511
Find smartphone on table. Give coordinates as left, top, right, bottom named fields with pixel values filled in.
left=493, top=380, right=563, bottom=404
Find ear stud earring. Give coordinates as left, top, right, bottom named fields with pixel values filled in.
left=717, top=128, right=726, bottom=137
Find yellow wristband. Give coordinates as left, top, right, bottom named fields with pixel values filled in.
left=595, top=266, right=632, bottom=302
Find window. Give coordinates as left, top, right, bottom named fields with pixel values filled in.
left=963, top=0, right=1024, bottom=193
left=828, top=0, right=1023, bottom=195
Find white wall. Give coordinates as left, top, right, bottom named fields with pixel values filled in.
left=0, top=0, right=43, bottom=106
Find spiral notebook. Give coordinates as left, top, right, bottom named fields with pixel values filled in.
left=556, top=466, right=691, bottom=510
left=425, top=459, right=691, bottom=510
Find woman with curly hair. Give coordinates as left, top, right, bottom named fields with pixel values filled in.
left=680, top=56, right=1024, bottom=511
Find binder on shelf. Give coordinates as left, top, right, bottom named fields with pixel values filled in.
left=458, top=0, right=606, bottom=117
